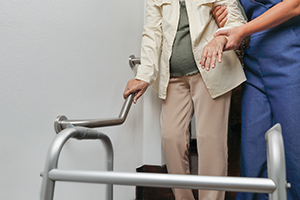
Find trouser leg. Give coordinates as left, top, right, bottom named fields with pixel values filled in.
left=190, top=74, right=231, bottom=200
left=236, top=82, right=271, bottom=200
left=161, top=76, right=195, bottom=200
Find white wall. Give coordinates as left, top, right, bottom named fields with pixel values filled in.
left=0, top=0, right=163, bottom=199
left=142, top=90, right=164, bottom=165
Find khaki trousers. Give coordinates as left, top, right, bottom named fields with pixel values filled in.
left=161, top=73, right=231, bottom=200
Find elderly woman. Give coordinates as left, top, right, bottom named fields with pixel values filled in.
left=123, top=0, right=246, bottom=199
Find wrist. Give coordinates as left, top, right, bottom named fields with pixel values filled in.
left=238, top=25, right=250, bottom=39
left=215, top=35, right=228, bottom=44
left=222, top=35, right=228, bottom=41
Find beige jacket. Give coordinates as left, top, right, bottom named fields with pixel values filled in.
left=135, top=0, right=246, bottom=99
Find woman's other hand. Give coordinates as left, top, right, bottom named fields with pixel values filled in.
left=200, top=36, right=227, bottom=71
left=212, top=5, right=228, bottom=28
left=123, top=79, right=149, bottom=104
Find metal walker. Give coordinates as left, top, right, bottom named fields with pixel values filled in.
left=40, top=55, right=290, bottom=200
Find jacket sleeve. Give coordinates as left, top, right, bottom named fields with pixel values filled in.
left=215, top=0, right=247, bottom=30
left=135, top=0, right=163, bottom=85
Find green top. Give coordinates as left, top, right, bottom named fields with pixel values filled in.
left=169, top=0, right=199, bottom=78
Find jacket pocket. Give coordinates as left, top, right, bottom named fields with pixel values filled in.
left=155, top=0, right=172, bottom=6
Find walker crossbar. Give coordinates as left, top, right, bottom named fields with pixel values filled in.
left=40, top=123, right=289, bottom=200
left=48, top=169, right=275, bottom=193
